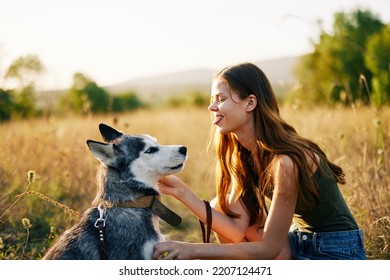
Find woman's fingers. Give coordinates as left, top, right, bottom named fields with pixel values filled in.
left=153, top=241, right=191, bottom=260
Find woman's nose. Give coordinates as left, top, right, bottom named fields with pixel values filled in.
left=208, top=101, right=217, bottom=112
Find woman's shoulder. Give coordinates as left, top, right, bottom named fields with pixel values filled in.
left=273, top=152, right=320, bottom=176
left=272, top=155, right=297, bottom=179
left=273, top=154, right=295, bottom=169
left=271, top=154, right=299, bottom=194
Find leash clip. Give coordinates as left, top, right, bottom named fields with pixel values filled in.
left=94, top=204, right=106, bottom=228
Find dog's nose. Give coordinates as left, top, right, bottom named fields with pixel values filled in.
left=179, top=146, right=187, bottom=156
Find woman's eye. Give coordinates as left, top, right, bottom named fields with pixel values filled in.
left=211, top=96, right=224, bottom=104
left=145, top=147, right=159, bottom=154
left=211, top=97, right=223, bottom=103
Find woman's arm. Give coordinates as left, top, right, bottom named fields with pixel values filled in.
left=157, top=176, right=250, bottom=243
left=154, top=155, right=298, bottom=259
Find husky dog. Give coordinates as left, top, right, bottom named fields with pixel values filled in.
left=43, top=123, right=187, bottom=260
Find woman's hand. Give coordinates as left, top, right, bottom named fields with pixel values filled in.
left=156, top=175, right=187, bottom=198
left=153, top=241, right=195, bottom=260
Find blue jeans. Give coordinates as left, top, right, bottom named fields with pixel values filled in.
left=288, top=228, right=366, bottom=260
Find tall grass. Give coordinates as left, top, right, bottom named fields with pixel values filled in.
left=0, top=105, right=389, bottom=259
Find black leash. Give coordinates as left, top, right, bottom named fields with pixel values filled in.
left=96, top=221, right=108, bottom=260
left=94, top=204, right=108, bottom=260
left=199, top=200, right=212, bottom=243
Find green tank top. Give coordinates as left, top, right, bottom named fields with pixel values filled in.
left=293, top=161, right=359, bottom=232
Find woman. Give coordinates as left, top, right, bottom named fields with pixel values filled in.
left=152, top=63, right=366, bottom=260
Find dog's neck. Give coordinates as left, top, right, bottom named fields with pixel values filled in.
left=93, top=178, right=159, bottom=206
left=134, top=177, right=161, bottom=191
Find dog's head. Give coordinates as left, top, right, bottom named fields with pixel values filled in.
left=87, top=124, right=187, bottom=188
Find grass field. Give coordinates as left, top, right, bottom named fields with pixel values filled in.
left=0, top=105, right=389, bottom=259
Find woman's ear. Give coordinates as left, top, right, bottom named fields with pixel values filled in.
left=245, top=94, right=257, bottom=112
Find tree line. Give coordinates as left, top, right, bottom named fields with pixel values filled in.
left=292, top=9, right=390, bottom=106
left=1, top=8, right=389, bottom=122
left=0, top=55, right=144, bottom=121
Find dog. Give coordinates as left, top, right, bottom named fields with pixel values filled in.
left=43, top=123, right=187, bottom=259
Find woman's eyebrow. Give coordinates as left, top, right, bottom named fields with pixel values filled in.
left=210, top=93, right=222, bottom=101
left=211, top=92, right=226, bottom=98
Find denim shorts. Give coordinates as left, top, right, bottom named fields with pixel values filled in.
left=288, top=228, right=366, bottom=260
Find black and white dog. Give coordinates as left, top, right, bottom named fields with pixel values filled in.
left=43, top=123, right=187, bottom=259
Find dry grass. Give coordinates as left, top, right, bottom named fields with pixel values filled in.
left=0, top=105, right=389, bottom=259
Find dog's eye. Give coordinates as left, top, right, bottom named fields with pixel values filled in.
left=145, top=147, right=159, bottom=154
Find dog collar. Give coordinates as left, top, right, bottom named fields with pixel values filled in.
left=108, top=196, right=182, bottom=227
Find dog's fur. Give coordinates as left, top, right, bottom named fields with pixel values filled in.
left=43, top=123, right=187, bottom=260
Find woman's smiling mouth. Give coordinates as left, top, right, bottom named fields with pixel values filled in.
left=213, top=115, right=224, bottom=125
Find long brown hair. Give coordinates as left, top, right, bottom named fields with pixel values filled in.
left=212, top=63, right=346, bottom=226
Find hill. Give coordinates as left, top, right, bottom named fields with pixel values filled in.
left=105, top=56, right=299, bottom=100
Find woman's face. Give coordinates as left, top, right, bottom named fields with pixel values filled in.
left=208, top=79, right=254, bottom=138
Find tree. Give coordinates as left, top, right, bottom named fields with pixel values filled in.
left=64, top=72, right=110, bottom=114
left=294, top=9, right=385, bottom=105
left=2, top=55, right=44, bottom=118
left=365, top=24, right=390, bottom=105
left=0, top=89, right=14, bottom=121
left=110, top=91, right=144, bottom=112
left=5, top=55, right=44, bottom=88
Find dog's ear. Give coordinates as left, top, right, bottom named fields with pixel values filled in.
left=99, top=123, right=123, bottom=142
left=87, top=140, right=117, bottom=166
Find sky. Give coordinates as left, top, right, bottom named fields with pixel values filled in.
left=0, top=0, right=389, bottom=90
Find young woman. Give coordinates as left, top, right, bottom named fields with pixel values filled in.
left=152, top=63, right=366, bottom=260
